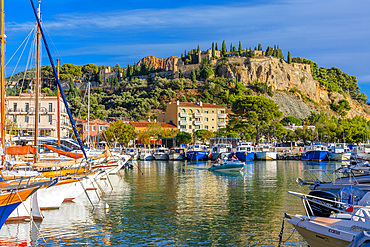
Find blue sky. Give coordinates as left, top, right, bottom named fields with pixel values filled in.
left=4, top=0, right=370, bottom=96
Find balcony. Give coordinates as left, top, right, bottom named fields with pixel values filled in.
left=194, top=112, right=203, bottom=117
left=217, top=121, right=227, bottom=126
left=179, top=112, right=188, bottom=117
left=179, top=120, right=188, bottom=126
left=179, top=129, right=188, bottom=132
left=217, top=113, right=227, bottom=118
left=193, top=121, right=203, bottom=125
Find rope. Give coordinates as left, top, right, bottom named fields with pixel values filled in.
left=277, top=214, right=297, bottom=246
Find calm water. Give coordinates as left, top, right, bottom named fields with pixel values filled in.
left=0, top=160, right=344, bottom=246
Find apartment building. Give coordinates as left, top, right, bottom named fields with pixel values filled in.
left=158, top=101, right=227, bottom=134
left=75, top=119, right=110, bottom=143
left=6, top=93, right=71, bottom=137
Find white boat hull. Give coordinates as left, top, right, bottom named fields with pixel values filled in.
left=38, top=181, right=77, bottom=210
left=139, top=154, right=154, bottom=161
left=169, top=153, right=185, bottom=161
left=154, top=154, right=169, bottom=160
left=328, top=152, right=351, bottom=161
left=255, top=151, right=277, bottom=160
left=7, top=192, right=43, bottom=222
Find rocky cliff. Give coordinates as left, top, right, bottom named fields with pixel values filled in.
left=138, top=56, right=180, bottom=71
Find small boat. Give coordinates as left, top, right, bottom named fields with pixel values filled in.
left=351, top=144, right=370, bottom=161
left=287, top=190, right=370, bottom=247
left=139, top=149, right=155, bottom=161
left=126, top=148, right=139, bottom=160
left=255, top=144, right=277, bottom=160
left=186, top=144, right=209, bottom=161
left=327, top=143, right=351, bottom=161
left=154, top=147, right=169, bottom=160
left=211, top=143, right=232, bottom=161
left=169, top=148, right=186, bottom=161
left=235, top=142, right=255, bottom=161
left=301, top=144, right=328, bottom=161
left=208, top=160, right=246, bottom=172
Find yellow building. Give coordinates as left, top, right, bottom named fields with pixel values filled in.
left=158, top=101, right=227, bottom=134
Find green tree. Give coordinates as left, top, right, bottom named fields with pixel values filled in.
left=281, top=116, right=302, bottom=126
left=212, top=42, right=215, bottom=58
left=176, top=131, right=192, bottom=144
left=287, top=51, right=292, bottom=64
left=258, top=43, right=262, bottom=51
left=194, top=129, right=214, bottom=143
left=222, top=40, right=227, bottom=56
left=238, top=41, right=242, bottom=56
left=215, top=42, right=218, bottom=51
left=104, top=120, right=137, bottom=145
left=191, top=69, right=196, bottom=82
left=231, top=95, right=282, bottom=143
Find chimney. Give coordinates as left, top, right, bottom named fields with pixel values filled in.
left=176, top=100, right=179, bottom=105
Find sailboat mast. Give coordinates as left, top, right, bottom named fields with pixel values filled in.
left=57, top=59, right=60, bottom=148
left=0, top=0, right=5, bottom=152
left=34, top=0, right=41, bottom=163
left=87, top=81, right=90, bottom=147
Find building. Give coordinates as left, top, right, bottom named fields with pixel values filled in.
left=157, top=101, right=227, bottom=134
left=6, top=93, right=71, bottom=137
left=75, top=119, right=110, bottom=143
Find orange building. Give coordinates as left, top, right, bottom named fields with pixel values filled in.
left=75, top=118, right=110, bottom=143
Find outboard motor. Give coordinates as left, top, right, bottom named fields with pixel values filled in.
left=306, top=190, right=339, bottom=217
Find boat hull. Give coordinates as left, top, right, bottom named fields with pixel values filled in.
left=187, top=151, right=208, bottom=161
left=301, top=151, right=328, bottom=161
left=154, top=154, right=169, bottom=160
left=255, top=151, right=277, bottom=160
left=169, top=153, right=185, bottom=161
left=236, top=152, right=254, bottom=161
left=139, top=154, right=155, bottom=161
left=327, top=152, right=351, bottom=161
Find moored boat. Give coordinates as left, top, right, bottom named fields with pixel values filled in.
left=235, top=142, right=254, bottom=161
left=139, top=149, right=155, bottom=161
left=327, top=143, right=351, bottom=161
left=211, top=143, right=232, bottom=161
left=186, top=144, right=209, bottom=161
left=208, top=160, right=246, bottom=172
left=169, top=148, right=186, bottom=161
left=154, top=147, right=169, bottom=160
left=301, top=144, right=328, bottom=161
left=255, top=144, right=277, bottom=160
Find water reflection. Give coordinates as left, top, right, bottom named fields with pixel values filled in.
left=0, top=160, right=337, bottom=246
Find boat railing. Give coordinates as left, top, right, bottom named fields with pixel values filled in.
left=301, top=169, right=339, bottom=185
left=288, top=191, right=370, bottom=221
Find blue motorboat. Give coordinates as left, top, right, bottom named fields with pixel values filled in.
left=208, top=160, right=246, bottom=172
left=235, top=142, right=255, bottom=161
left=186, top=144, right=209, bottom=160
left=301, top=144, right=328, bottom=161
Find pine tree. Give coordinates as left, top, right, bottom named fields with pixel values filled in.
left=127, top=64, right=131, bottom=77
left=197, top=44, right=200, bottom=53
left=233, top=46, right=236, bottom=52
left=212, top=42, right=215, bottom=58
left=215, top=42, right=218, bottom=51
left=191, top=69, right=196, bottom=82
left=287, top=51, right=292, bottom=64
left=222, top=40, right=227, bottom=56
left=230, top=43, right=233, bottom=53
left=258, top=44, right=262, bottom=51
left=238, top=41, right=242, bottom=56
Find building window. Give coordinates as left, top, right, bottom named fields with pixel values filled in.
left=205, top=110, right=208, bottom=114
left=91, top=126, right=96, bottom=131
left=180, top=126, right=186, bottom=129
left=48, top=115, right=52, bottom=124
left=13, top=103, right=17, bottom=112
left=99, top=126, right=103, bottom=131
left=25, top=115, right=29, bottom=123
left=189, top=117, right=192, bottom=121
left=218, top=110, right=221, bottom=114
left=212, top=119, right=214, bottom=121
left=195, top=109, right=200, bottom=113
left=181, top=109, right=186, bottom=113
left=195, top=118, right=200, bottom=121
left=105, top=126, right=108, bottom=130
left=189, top=125, right=192, bottom=129
left=205, top=118, right=208, bottom=122
left=180, top=117, right=186, bottom=121
left=188, top=109, right=193, bottom=113
left=13, top=115, right=17, bottom=122
left=212, top=111, right=214, bottom=113
left=39, top=103, right=41, bottom=110
left=48, top=103, right=53, bottom=112
left=25, top=103, right=29, bottom=112
left=85, top=126, right=89, bottom=131
left=194, top=126, right=200, bottom=130
left=38, top=115, right=40, bottom=123
left=205, top=126, right=208, bottom=129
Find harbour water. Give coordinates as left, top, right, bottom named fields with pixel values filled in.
left=0, top=160, right=344, bottom=246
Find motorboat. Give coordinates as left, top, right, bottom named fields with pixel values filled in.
left=208, top=160, right=246, bottom=172
left=287, top=190, right=370, bottom=247
left=210, top=143, right=232, bottom=161
left=327, top=143, right=351, bottom=161
left=154, top=147, right=169, bottom=160
left=301, top=144, right=328, bottom=161
left=139, top=149, right=155, bottom=161
left=255, top=144, right=277, bottom=160
left=235, top=142, right=254, bottom=161
left=125, top=148, right=139, bottom=160
left=351, top=144, right=370, bottom=161
left=169, top=148, right=186, bottom=161
left=186, top=144, right=209, bottom=161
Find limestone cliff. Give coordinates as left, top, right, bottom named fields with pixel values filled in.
left=138, top=56, right=180, bottom=71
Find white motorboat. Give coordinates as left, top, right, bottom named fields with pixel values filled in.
left=211, top=143, right=232, bottom=161
left=139, top=149, right=155, bottom=161
left=169, top=148, right=186, bottom=161
left=328, top=143, right=351, bottom=161
left=255, top=144, right=277, bottom=160
left=154, top=147, right=169, bottom=160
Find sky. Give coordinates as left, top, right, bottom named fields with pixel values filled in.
left=4, top=0, right=370, bottom=96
